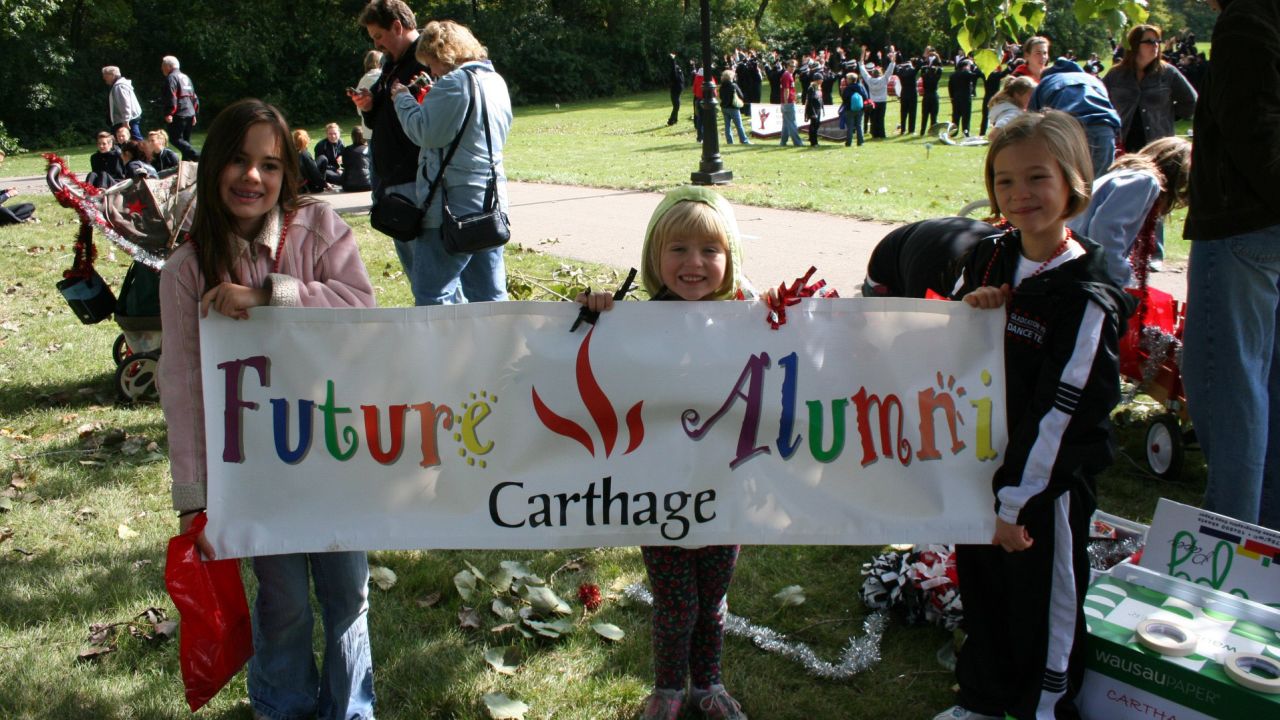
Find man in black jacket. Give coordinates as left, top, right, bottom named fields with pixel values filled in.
left=667, top=53, right=684, bottom=126
left=1182, top=0, right=1280, bottom=529
left=353, top=0, right=426, bottom=211
left=894, top=56, right=918, bottom=135
left=980, top=63, right=1009, bottom=136
left=919, top=53, right=944, bottom=135
left=948, top=59, right=980, bottom=137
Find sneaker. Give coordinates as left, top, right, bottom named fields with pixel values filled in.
left=638, top=689, right=684, bottom=720
left=691, top=685, right=746, bottom=720
left=931, top=706, right=1002, bottom=720
left=1149, top=259, right=1164, bottom=272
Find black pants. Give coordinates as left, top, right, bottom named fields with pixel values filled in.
left=954, top=483, right=1094, bottom=719
left=980, top=99, right=993, bottom=136
left=868, top=101, right=887, bottom=138
left=167, top=115, right=200, bottom=161
left=0, top=201, right=34, bottom=225
left=899, top=93, right=918, bottom=135
left=316, top=156, right=343, bottom=185
left=921, top=92, right=940, bottom=135
left=807, top=118, right=820, bottom=146
left=950, top=98, right=972, bottom=135
left=668, top=87, right=681, bottom=125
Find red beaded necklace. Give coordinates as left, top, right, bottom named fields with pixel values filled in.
left=980, top=228, right=1075, bottom=288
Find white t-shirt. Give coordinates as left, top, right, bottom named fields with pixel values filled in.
left=1013, top=239, right=1086, bottom=288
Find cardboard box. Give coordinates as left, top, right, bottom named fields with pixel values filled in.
left=1078, top=564, right=1280, bottom=720
left=1140, top=499, right=1280, bottom=606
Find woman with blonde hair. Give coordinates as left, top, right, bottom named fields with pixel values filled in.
left=391, top=19, right=512, bottom=305
left=718, top=69, right=750, bottom=144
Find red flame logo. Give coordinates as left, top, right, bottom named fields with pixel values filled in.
left=531, top=326, right=644, bottom=457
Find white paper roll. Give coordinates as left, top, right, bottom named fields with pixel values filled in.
left=1135, top=617, right=1199, bottom=657
left=1222, top=652, right=1280, bottom=694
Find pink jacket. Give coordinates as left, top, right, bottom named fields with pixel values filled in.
left=159, top=202, right=375, bottom=512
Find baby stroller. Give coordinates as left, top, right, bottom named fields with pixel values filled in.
left=46, top=155, right=197, bottom=402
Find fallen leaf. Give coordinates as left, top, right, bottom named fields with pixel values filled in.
left=132, top=559, right=151, bottom=570
left=87, top=623, right=114, bottom=645
left=491, top=598, right=515, bottom=621
left=368, top=565, right=397, bottom=591
left=76, top=645, right=114, bottom=663
left=0, top=321, right=19, bottom=332
left=120, top=437, right=147, bottom=456
left=454, top=569, right=478, bottom=601
left=73, top=507, right=96, bottom=523
left=117, top=524, right=139, bottom=540
left=592, top=623, right=626, bottom=642
left=76, top=422, right=101, bottom=439
left=484, top=645, right=521, bottom=675
left=416, top=591, right=442, bottom=608
left=482, top=693, right=529, bottom=720
left=521, top=585, right=570, bottom=615
left=524, top=617, right=573, bottom=638
left=153, top=620, right=178, bottom=640
left=0, top=527, right=13, bottom=544
left=0, top=496, right=12, bottom=512
left=458, top=606, right=482, bottom=630
left=773, top=585, right=806, bottom=608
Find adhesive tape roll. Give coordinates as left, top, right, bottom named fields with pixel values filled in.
left=1222, top=653, right=1280, bottom=694
left=1135, top=617, right=1199, bottom=657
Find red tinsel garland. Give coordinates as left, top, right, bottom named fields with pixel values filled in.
left=766, top=266, right=840, bottom=329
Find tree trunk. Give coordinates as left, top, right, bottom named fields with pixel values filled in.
left=754, top=0, right=770, bottom=32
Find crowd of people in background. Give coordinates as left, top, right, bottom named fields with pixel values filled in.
left=671, top=24, right=1204, bottom=160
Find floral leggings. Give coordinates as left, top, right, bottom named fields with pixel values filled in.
left=641, top=544, right=740, bottom=690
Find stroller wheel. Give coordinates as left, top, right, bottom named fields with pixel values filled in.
left=1145, top=414, right=1185, bottom=480
left=112, top=333, right=131, bottom=365
left=116, top=351, right=160, bottom=403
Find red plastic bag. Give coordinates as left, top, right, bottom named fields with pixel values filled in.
left=164, top=512, right=254, bottom=711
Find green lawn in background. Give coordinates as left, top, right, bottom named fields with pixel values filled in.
left=0, top=84, right=1203, bottom=719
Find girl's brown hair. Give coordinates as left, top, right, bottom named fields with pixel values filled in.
left=1109, top=136, right=1192, bottom=212
left=190, top=99, right=308, bottom=291
left=984, top=110, right=1094, bottom=221
left=987, top=75, right=1036, bottom=109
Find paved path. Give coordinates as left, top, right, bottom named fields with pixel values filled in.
left=5, top=173, right=1188, bottom=300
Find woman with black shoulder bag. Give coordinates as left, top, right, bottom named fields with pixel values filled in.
left=391, top=20, right=513, bottom=305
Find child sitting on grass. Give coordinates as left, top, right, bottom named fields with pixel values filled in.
left=938, top=110, right=1134, bottom=720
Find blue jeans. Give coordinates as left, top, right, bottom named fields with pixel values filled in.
left=843, top=108, right=864, bottom=146
left=1182, top=223, right=1280, bottom=529
left=722, top=108, right=749, bottom=144
left=248, top=551, right=375, bottom=720
left=779, top=103, right=803, bottom=146
left=1084, top=123, right=1116, bottom=180
left=128, top=118, right=143, bottom=141
left=394, top=226, right=508, bottom=305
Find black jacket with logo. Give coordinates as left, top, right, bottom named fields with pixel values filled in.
left=951, top=230, right=1136, bottom=525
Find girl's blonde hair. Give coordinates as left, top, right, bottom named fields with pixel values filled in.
left=987, top=75, right=1036, bottom=109
left=984, top=110, right=1093, bottom=221
left=292, top=128, right=310, bottom=151
left=417, top=20, right=487, bottom=72
left=325, top=122, right=340, bottom=132
left=642, top=200, right=735, bottom=299
left=1109, top=136, right=1192, bottom=212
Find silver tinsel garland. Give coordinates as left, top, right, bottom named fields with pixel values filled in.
left=624, top=582, right=887, bottom=680
left=1122, top=318, right=1182, bottom=404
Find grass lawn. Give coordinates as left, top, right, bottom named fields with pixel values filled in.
left=0, top=86, right=1204, bottom=719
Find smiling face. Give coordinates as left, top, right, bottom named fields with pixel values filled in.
left=659, top=234, right=729, bottom=301
left=115, top=126, right=130, bottom=144
left=1026, top=41, right=1050, bottom=75
left=326, top=126, right=340, bottom=143
left=993, top=138, right=1070, bottom=246
left=218, top=122, right=283, bottom=238
left=97, top=135, right=113, bottom=153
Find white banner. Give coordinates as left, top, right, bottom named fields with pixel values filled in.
left=748, top=103, right=842, bottom=137
left=201, top=299, right=1007, bottom=557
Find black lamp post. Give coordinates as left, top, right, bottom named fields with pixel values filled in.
left=690, top=0, right=732, bottom=185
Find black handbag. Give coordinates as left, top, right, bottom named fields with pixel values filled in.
left=57, top=225, right=115, bottom=324
left=369, top=191, right=423, bottom=241
left=426, top=68, right=511, bottom=256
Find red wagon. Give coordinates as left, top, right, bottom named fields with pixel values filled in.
left=1118, top=284, right=1193, bottom=479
